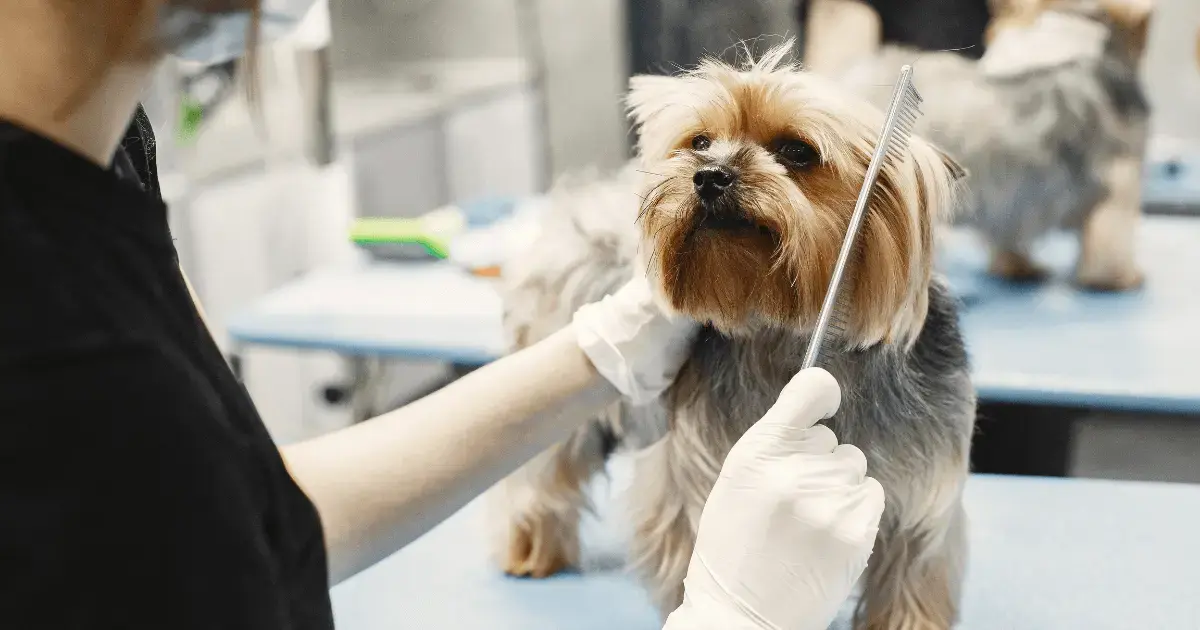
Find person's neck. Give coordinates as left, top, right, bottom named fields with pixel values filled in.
left=0, top=24, right=154, bottom=167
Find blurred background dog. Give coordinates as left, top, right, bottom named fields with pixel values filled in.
left=803, top=0, right=1153, bottom=290
left=837, top=0, right=1152, bottom=290
left=496, top=44, right=976, bottom=630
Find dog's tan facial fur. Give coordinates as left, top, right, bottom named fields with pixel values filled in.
left=628, top=45, right=961, bottom=349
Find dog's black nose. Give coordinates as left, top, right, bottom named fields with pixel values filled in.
left=693, top=165, right=736, bottom=200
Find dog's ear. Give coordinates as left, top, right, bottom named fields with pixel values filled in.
left=930, top=144, right=969, bottom=182
left=909, top=137, right=968, bottom=228
left=1098, top=0, right=1154, bottom=60
left=984, top=0, right=1050, bottom=44
left=862, top=136, right=965, bottom=348
left=626, top=74, right=693, bottom=159
left=626, top=74, right=686, bottom=128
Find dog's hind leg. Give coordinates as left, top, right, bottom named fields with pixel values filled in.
left=1075, top=155, right=1144, bottom=291
left=856, top=464, right=968, bottom=630
left=627, top=426, right=722, bottom=618
left=494, top=417, right=614, bottom=578
left=987, top=247, right=1048, bottom=283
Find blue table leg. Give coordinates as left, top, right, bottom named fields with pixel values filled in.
left=450, top=363, right=480, bottom=378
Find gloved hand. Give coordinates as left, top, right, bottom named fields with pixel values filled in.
left=572, top=274, right=698, bottom=405
left=663, top=368, right=886, bottom=630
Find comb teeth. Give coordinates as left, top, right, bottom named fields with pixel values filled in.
left=885, top=83, right=923, bottom=167
left=800, top=64, right=924, bottom=371
left=826, top=297, right=851, bottom=340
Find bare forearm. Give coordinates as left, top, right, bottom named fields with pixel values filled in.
left=281, top=326, right=618, bottom=584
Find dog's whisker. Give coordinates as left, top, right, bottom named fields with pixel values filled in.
left=636, top=179, right=674, bottom=220
left=908, top=45, right=976, bottom=70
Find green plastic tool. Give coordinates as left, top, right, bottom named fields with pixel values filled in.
left=350, top=209, right=467, bottom=260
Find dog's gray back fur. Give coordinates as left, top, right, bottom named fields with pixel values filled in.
left=679, top=289, right=973, bottom=486
left=839, top=14, right=1148, bottom=252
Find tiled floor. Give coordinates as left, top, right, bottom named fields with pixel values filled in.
left=1072, top=414, right=1200, bottom=484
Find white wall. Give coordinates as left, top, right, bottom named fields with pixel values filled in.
left=1141, top=0, right=1200, bottom=148
left=160, top=1, right=634, bottom=441
left=330, top=0, right=523, bottom=72
left=331, top=0, right=632, bottom=177
left=166, top=51, right=549, bottom=443
left=167, top=160, right=363, bottom=444
left=532, top=0, right=632, bottom=175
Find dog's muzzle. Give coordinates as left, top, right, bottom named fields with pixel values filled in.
left=691, top=165, right=758, bottom=231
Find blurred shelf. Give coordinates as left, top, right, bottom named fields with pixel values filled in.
left=184, top=57, right=534, bottom=185
left=331, top=58, right=534, bottom=140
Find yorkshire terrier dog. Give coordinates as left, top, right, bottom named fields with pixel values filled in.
left=495, top=43, right=976, bottom=630
left=840, top=0, right=1152, bottom=290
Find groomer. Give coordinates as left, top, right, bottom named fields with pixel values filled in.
left=0, top=2, right=884, bottom=629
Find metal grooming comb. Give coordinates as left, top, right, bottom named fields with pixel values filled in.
left=801, top=65, right=922, bottom=370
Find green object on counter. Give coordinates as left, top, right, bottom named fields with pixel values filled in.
left=350, top=209, right=467, bottom=260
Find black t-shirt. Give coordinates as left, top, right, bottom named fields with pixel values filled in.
left=0, top=109, right=335, bottom=629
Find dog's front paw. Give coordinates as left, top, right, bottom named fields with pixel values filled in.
left=503, top=513, right=578, bottom=578
left=862, top=619, right=952, bottom=630
left=1074, top=265, right=1144, bottom=292
left=987, top=249, right=1048, bottom=283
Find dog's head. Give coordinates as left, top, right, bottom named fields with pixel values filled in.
left=986, top=0, right=1154, bottom=65
left=628, top=42, right=963, bottom=348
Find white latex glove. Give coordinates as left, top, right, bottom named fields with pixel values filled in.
left=572, top=275, right=698, bottom=405
left=663, top=368, right=885, bottom=630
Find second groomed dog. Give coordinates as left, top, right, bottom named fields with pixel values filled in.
left=839, top=0, right=1153, bottom=290
left=494, top=43, right=976, bottom=629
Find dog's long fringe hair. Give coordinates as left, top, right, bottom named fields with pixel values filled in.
left=626, top=40, right=964, bottom=350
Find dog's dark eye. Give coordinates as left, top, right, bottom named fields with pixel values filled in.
left=691, top=135, right=712, bottom=151
left=773, top=139, right=819, bottom=168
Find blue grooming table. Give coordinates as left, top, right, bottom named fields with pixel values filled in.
left=228, top=215, right=1200, bottom=415
left=228, top=262, right=508, bottom=366
left=330, top=473, right=1200, bottom=630
left=942, top=216, right=1200, bottom=415
left=228, top=214, right=1200, bottom=473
